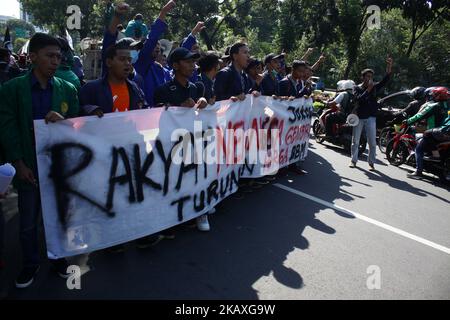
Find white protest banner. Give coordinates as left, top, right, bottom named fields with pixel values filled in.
left=34, top=95, right=313, bottom=258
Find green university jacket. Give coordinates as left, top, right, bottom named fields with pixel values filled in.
left=0, top=71, right=79, bottom=189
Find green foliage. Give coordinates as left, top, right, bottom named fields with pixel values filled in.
left=16, top=0, right=449, bottom=91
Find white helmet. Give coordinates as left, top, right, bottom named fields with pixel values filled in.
left=337, top=80, right=356, bottom=92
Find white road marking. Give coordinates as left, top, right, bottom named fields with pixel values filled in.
left=274, top=183, right=450, bottom=255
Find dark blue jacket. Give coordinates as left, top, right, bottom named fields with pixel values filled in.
left=213, top=64, right=253, bottom=101
left=278, top=76, right=298, bottom=97
left=80, top=76, right=148, bottom=114
left=197, top=73, right=214, bottom=101
left=133, top=19, right=169, bottom=106
left=279, top=76, right=312, bottom=98
left=261, top=71, right=279, bottom=96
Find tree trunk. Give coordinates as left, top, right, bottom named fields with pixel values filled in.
left=201, top=29, right=213, bottom=51
left=406, top=25, right=417, bottom=58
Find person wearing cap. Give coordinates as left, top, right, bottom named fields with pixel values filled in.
left=213, top=42, right=258, bottom=102
left=154, top=47, right=206, bottom=109
left=350, top=57, right=393, bottom=170
left=153, top=47, right=212, bottom=231
left=0, top=33, right=80, bottom=288
left=197, top=51, right=221, bottom=104
left=261, top=53, right=282, bottom=96
left=124, top=13, right=149, bottom=40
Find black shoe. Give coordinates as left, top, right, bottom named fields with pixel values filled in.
left=108, top=244, right=126, bottom=254
left=51, top=258, right=70, bottom=279
left=15, top=266, right=40, bottom=288
left=136, top=234, right=164, bottom=249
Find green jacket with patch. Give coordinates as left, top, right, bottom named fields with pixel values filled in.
left=407, top=101, right=449, bottom=130
left=0, top=71, right=79, bottom=189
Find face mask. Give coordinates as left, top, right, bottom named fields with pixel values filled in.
left=271, top=70, right=278, bottom=78
left=130, top=50, right=139, bottom=64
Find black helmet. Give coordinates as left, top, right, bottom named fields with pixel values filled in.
left=409, top=86, right=426, bottom=100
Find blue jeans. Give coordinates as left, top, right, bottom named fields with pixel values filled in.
left=351, top=117, right=376, bottom=165
left=18, top=188, right=41, bottom=268
left=415, top=138, right=425, bottom=172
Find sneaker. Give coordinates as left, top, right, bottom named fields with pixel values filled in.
left=196, top=215, right=210, bottom=232
left=52, top=258, right=70, bottom=279
left=108, top=244, right=126, bottom=254
left=15, top=266, right=40, bottom=288
left=208, top=207, right=216, bottom=214
left=349, top=161, right=356, bottom=168
left=407, top=170, right=423, bottom=179
left=136, top=234, right=164, bottom=249
left=368, top=164, right=376, bottom=171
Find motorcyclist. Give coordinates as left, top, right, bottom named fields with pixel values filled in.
left=324, top=80, right=356, bottom=138
left=406, top=87, right=450, bottom=178
left=390, top=87, right=427, bottom=123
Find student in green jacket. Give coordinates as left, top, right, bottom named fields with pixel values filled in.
left=0, top=33, right=79, bottom=289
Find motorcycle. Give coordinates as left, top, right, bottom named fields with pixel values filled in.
left=313, top=105, right=367, bottom=155
left=386, top=124, right=450, bottom=184
left=385, top=123, right=417, bottom=166
left=378, top=112, right=408, bottom=154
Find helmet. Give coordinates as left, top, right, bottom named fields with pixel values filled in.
left=409, top=86, right=426, bottom=100
left=337, top=80, right=356, bottom=92
left=431, top=87, right=450, bottom=102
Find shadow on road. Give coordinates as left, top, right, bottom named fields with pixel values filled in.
left=2, top=149, right=355, bottom=300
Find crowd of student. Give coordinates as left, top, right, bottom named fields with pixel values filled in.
left=2, top=0, right=410, bottom=290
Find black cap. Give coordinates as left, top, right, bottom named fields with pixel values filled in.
left=115, top=37, right=144, bottom=50
left=169, top=47, right=200, bottom=64
left=264, top=53, right=284, bottom=65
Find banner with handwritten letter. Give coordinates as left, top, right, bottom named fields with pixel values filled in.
left=34, top=95, right=313, bottom=258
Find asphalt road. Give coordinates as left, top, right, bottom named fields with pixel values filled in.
left=1, top=138, right=449, bottom=300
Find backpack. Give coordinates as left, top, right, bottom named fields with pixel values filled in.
left=341, top=91, right=357, bottom=115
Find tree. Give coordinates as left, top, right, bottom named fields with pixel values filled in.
left=19, top=0, right=95, bottom=39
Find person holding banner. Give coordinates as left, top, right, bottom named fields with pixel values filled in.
left=261, top=53, right=282, bottom=96
left=0, top=33, right=80, bottom=288
left=197, top=51, right=221, bottom=104
left=80, top=39, right=148, bottom=116
left=278, top=60, right=308, bottom=98
left=213, top=42, right=260, bottom=102
left=154, top=47, right=213, bottom=231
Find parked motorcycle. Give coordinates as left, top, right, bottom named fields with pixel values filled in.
left=313, top=105, right=367, bottom=156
